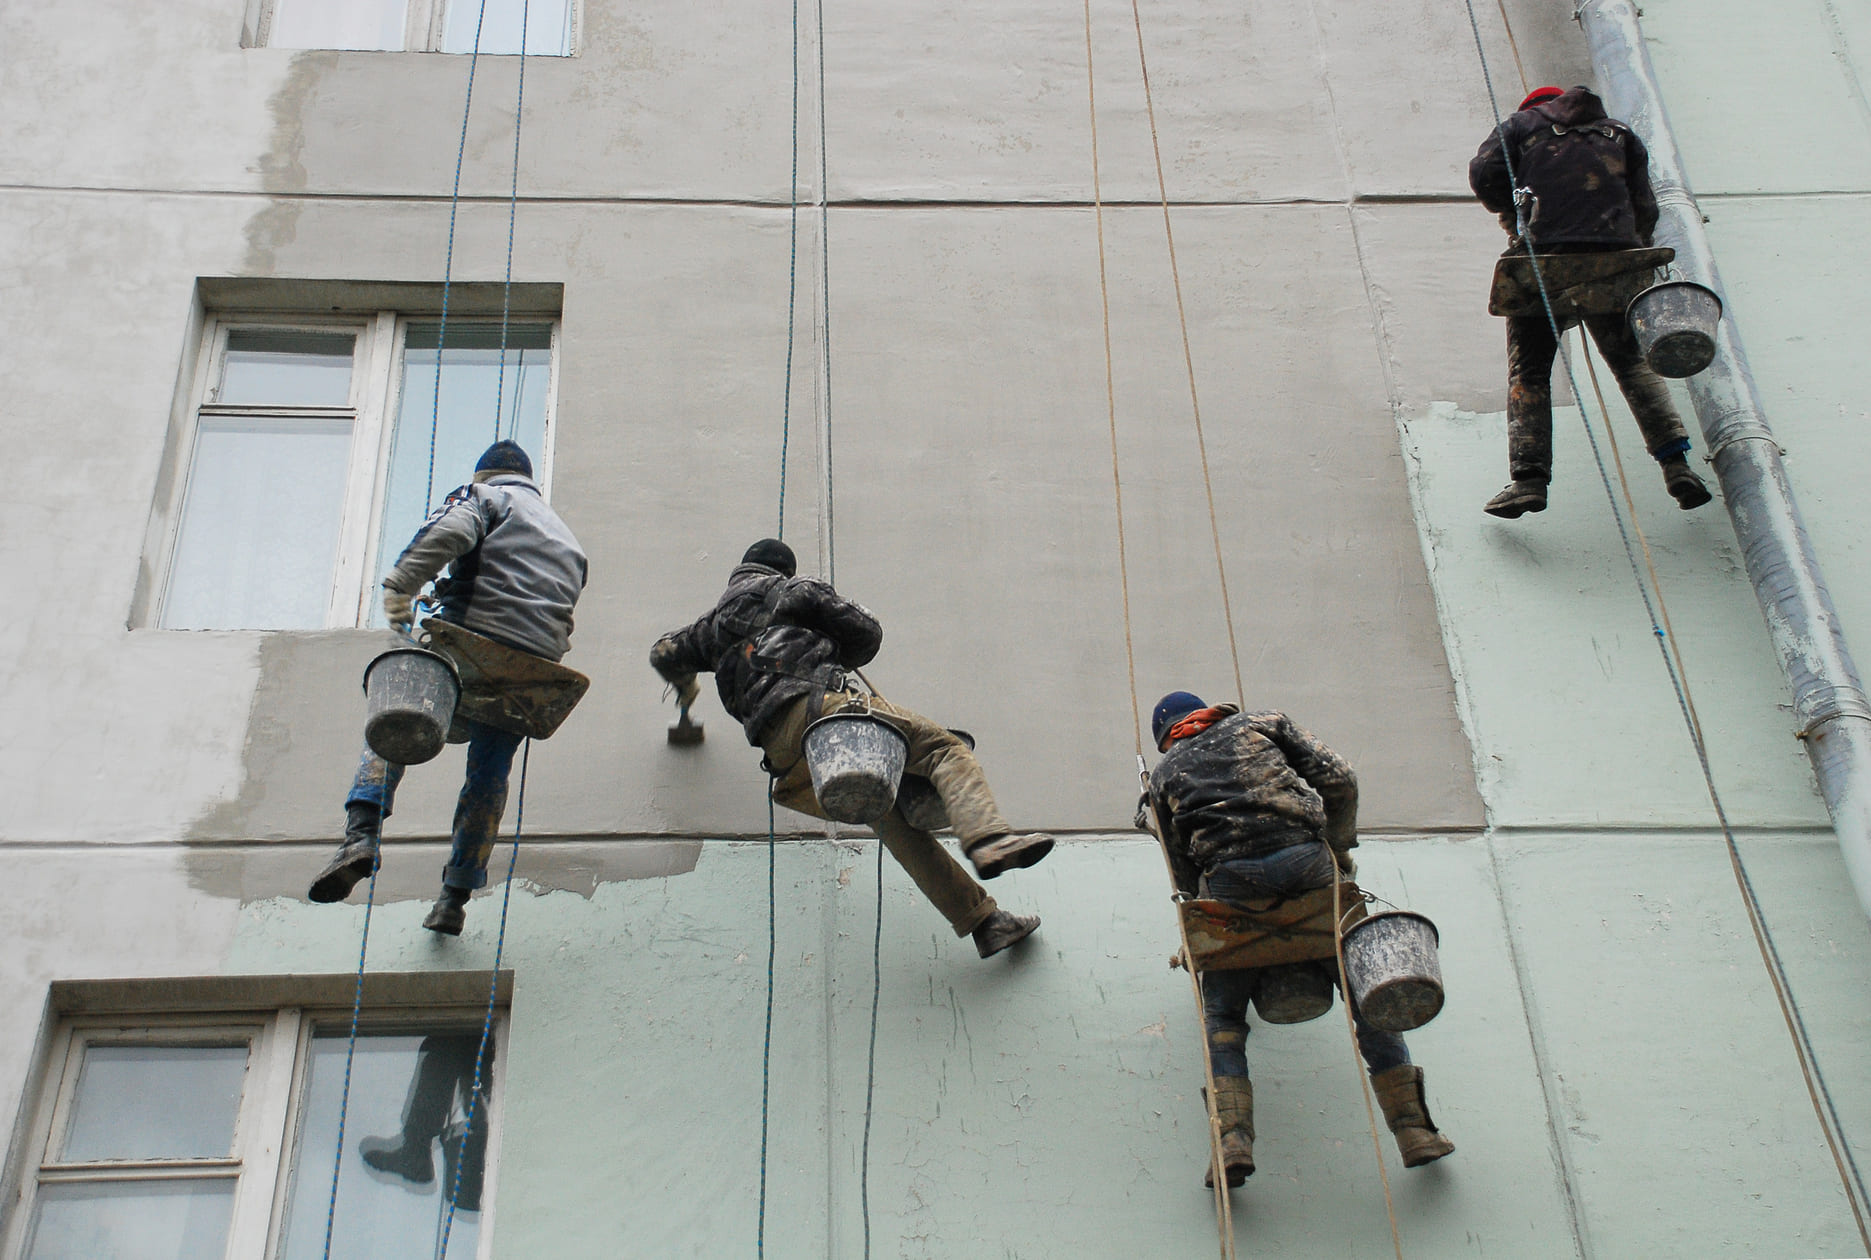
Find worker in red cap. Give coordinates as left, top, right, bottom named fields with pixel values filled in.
left=1469, top=85, right=1712, bottom=519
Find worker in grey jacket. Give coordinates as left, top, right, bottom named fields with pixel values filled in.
left=308, top=441, right=588, bottom=935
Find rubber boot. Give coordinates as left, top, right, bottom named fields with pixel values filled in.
left=1202, top=1076, right=1256, bottom=1189
left=1483, top=479, right=1548, bottom=519
left=308, top=804, right=382, bottom=903
left=423, top=886, right=470, bottom=936
left=1371, top=1064, right=1455, bottom=1167
left=965, top=832, right=1054, bottom=879
left=972, top=909, right=1039, bottom=958
left=360, top=1133, right=435, bottom=1185
left=1660, top=456, right=1713, bottom=510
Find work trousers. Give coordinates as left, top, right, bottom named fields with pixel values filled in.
left=762, top=691, right=1003, bottom=936
left=346, top=720, right=526, bottom=891
left=1506, top=310, right=1689, bottom=482
left=1198, top=841, right=1410, bottom=1081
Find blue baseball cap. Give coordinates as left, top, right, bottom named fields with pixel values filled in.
left=1151, top=691, right=1207, bottom=750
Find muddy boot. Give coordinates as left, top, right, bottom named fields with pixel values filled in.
left=1483, top=479, right=1548, bottom=519
left=1202, top=1076, right=1255, bottom=1188
left=1372, top=1064, right=1455, bottom=1167
left=966, top=832, right=1054, bottom=879
left=423, top=887, right=470, bottom=937
left=1661, top=456, right=1713, bottom=510
left=308, top=804, right=382, bottom=903
left=972, top=910, right=1039, bottom=958
left=360, top=1133, right=435, bottom=1185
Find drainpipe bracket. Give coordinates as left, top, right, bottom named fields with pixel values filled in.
left=1704, top=432, right=1786, bottom=464
left=1795, top=690, right=1871, bottom=740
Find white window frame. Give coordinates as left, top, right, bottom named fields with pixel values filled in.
left=152, top=311, right=560, bottom=631
left=248, top=0, right=580, bottom=56
left=2, top=1007, right=507, bottom=1260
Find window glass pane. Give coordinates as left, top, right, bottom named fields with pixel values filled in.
left=219, top=330, right=355, bottom=408
left=442, top=0, right=573, bottom=55
left=162, top=418, right=352, bottom=631
left=62, top=1044, right=248, bottom=1162
left=270, top=0, right=407, bottom=51
left=370, top=324, right=551, bottom=623
left=26, top=1179, right=234, bottom=1260
left=279, top=1032, right=490, bottom=1260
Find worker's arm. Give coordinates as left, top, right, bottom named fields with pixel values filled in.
left=1138, top=782, right=1203, bottom=897
left=383, top=488, right=486, bottom=597
left=650, top=619, right=712, bottom=683
left=1468, top=126, right=1516, bottom=217
left=1266, top=714, right=1359, bottom=855
left=782, top=579, right=883, bottom=668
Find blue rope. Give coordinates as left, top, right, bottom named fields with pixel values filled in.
left=758, top=798, right=777, bottom=1256
left=1458, top=0, right=1871, bottom=1225
left=494, top=0, right=529, bottom=444
left=319, top=869, right=379, bottom=1260
left=778, top=0, right=801, bottom=540
left=437, top=738, right=531, bottom=1260
left=859, top=842, right=883, bottom=1259
left=815, top=0, right=835, bottom=586
left=427, top=0, right=491, bottom=511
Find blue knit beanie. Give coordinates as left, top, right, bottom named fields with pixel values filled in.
left=474, top=440, right=533, bottom=478
left=1151, top=691, right=1207, bottom=750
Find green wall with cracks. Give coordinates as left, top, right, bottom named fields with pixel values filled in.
left=217, top=832, right=1865, bottom=1257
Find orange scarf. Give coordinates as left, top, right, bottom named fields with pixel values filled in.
left=1162, top=706, right=1231, bottom=750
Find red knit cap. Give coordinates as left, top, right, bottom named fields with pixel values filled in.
left=1520, top=86, right=1564, bottom=111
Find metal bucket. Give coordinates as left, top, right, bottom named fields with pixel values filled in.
left=802, top=712, right=909, bottom=825
left=362, top=648, right=460, bottom=766
left=1250, top=962, right=1335, bottom=1024
left=1627, top=280, right=1722, bottom=378
left=1341, top=911, right=1444, bottom=1032
left=894, top=729, right=974, bottom=832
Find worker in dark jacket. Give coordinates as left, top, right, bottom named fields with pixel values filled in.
left=1142, top=691, right=1454, bottom=1187
left=308, top=441, right=588, bottom=935
left=651, top=539, right=1049, bottom=958
left=1470, top=84, right=1711, bottom=519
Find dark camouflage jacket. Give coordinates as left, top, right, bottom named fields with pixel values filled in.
left=1469, top=86, right=1658, bottom=250
left=1144, top=707, right=1358, bottom=894
left=650, top=563, right=883, bottom=745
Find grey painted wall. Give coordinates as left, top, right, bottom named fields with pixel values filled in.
left=3, top=0, right=1870, bottom=1255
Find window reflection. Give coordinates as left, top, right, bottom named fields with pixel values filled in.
left=63, top=1043, right=249, bottom=1163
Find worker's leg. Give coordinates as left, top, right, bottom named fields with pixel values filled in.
left=361, top=1034, right=477, bottom=1184
left=870, top=807, right=998, bottom=937
left=759, top=692, right=846, bottom=822
left=1487, top=315, right=1561, bottom=517
left=441, top=722, right=527, bottom=893
left=309, top=745, right=405, bottom=903
left=1583, top=312, right=1711, bottom=509
left=866, top=695, right=1052, bottom=879
left=1200, top=968, right=1258, bottom=1186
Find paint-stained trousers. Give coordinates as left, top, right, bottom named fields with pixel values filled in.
left=347, top=720, right=525, bottom=891
left=1199, top=842, right=1411, bottom=1081
left=761, top=690, right=1004, bottom=936
left=1506, top=310, right=1689, bottom=482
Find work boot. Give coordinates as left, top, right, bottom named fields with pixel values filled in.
left=359, top=1133, right=435, bottom=1185
left=1483, top=479, right=1548, bottom=519
left=972, top=910, right=1039, bottom=958
left=308, top=804, right=383, bottom=903
left=966, top=832, right=1054, bottom=879
left=1371, top=1064, right=1455, bottom=1168
left=1661, top=456, right=1713, bottom=510
left=1202, top=1076, right=1256, bottom=1189
left=423, top=887, right=470, bottom=937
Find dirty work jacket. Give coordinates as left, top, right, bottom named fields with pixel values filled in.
left=1146, top=707, right=1358, bottom=895
left=650, top=563, right=883, bottom=745
left=383, top=473, right=587, bottom=663
left=1468, top=86, right=1658, bottom=250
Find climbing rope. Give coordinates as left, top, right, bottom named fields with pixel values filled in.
left=493, top=0, right=531, bottom=444
left=1461, top=1, right=1871, bottom=1247
left=1331, top=868, right=1404, bottom=1260
left=859, top=841, right=884, bottom=1260
left=438, top=737, right=531, bottom=1260
left=815, top=0, right=837, bottom=587
left=777, top=0, right=802, bottom=539
left=319, top=869, right=379, bottom=1260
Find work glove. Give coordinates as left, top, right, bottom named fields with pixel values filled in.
left=672, top=673, right=701, bottom=710
left=382, top=587, right=415, bottom=629
left=1132, top=792, right=1154, bottom=833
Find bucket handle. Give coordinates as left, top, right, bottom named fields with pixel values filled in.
left=1336, top=887, right=1377, bottom=935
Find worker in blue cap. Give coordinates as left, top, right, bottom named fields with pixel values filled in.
left=308, top=441, right=588, bottom=935
left=1140, top=691, right=1454, bottom=1188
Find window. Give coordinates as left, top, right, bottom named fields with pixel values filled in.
left=154, top=310, right=556, bottom=631
left=4, top=1006, right=504, bottom=1260
left=252, top=0, right=576, bottom=55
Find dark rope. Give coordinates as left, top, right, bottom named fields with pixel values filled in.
left=319, top=870, right=379, bottom=1260
left=494, top=0, right=530, bottom=444
left=758, top=796, right=777, bottom=1256
left=860, top=840, right=883, bottom=1258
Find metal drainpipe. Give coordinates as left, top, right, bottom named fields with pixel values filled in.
left=1574, top=0, right=1871, bottom=919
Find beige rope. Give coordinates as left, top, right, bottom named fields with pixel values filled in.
left=1333, top=863, right=1405, bottom=1260
left=1126, top=0, right=1247, bottom=710
left=1492, top=0, right=1530, bottom=94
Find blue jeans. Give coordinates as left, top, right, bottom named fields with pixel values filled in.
left=347, top=720, right=526, bottom=891
left=1199, top=842, right=1410, bottom=1080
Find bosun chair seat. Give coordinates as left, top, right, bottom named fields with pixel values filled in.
left=421, top=619, right=590, bottom=743
left=1488, top=245, right=1675, bottom=319
left=1176, top=879, right=1367, bottom=975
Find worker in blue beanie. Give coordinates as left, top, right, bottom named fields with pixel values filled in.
left=308, top=441, right=587, bottom=936
left=1141, top=691, right=1453, bottom=1188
